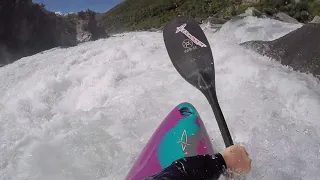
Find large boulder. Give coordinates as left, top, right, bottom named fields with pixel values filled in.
left=241, top=0, right=260, bottom=5
left=194, top=17, right=203, bottom=24
left=310, top=16, right=320, bottom=24
left=240, top=7, right=262, bottom=17
left=203, top=17, right=228, bottom=24
left=241, top=23, right=320, bottom=78
left=274, top=12, right=299, bottom=24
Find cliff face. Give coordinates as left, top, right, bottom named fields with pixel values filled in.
left=74, top=11, right=108, bottom=43
left=0, top=0, right=77, bottom=66
left=0, top=1, right=108, bottom=67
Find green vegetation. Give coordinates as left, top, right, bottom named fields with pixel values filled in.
left=255, top=0, right=319, bottom=21
left=309, top=0, right=320, bottom=16
left=101, top=0, right=243, bottom=33
left=101, top=0, right=319, bottom=33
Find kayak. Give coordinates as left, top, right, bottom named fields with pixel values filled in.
left=126, top=15, right=234, bottom=180
left=125, top=102, right=214, bottom=180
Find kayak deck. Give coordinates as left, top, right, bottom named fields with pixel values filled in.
left=126, top=102, right=214, bottom=180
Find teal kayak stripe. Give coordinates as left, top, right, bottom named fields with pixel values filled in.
left=157, top=103, right=200, bottom=168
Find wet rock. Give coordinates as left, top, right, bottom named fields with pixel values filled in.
left=242, top=23, right=320, bottom=78
left=274, top=12, right=299, bottom=24
left=75, top=11, right=108, bottom=42
left=147, top=28, right=159, bottom=32
left=203, top=17, right=228, bottom=24
left=310, top=16, right=320, bottom=24
left=241, top=7, right=262, bottom=17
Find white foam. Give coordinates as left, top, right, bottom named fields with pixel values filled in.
left=0, top=18, right=319, bottom=180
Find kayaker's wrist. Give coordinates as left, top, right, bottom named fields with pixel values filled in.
left=212, top=153, right=227, bottom=176
left=220, top=145, right=252, bottom=175
left=220, top=151, right=229, bottom=169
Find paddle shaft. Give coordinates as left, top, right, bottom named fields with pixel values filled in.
left=203, top=86, right=234, bottom=147
left=162, top=15, right=234, bottom=148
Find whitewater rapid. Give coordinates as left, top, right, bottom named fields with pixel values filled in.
left=0, top=17, right=319, bottom=180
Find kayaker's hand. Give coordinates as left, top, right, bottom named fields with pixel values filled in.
left=221, top=145, right=251, bottom=175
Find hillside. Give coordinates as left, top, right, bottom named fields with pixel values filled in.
left=1, top=0, right=319, bottom=66
left=101, top=0, right=320, bottom=33
left=101, top=0, right=238, bottom=33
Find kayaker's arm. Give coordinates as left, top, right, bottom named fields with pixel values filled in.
left=144, top=153, right=226, bottom=180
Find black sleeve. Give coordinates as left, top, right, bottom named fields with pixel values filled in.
left=145, top=153, right=227, bottom=180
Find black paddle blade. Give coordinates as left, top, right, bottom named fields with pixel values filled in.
left=163, top=16, right=215, bottom=90
left=163, top=16, right=234, bottom=147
